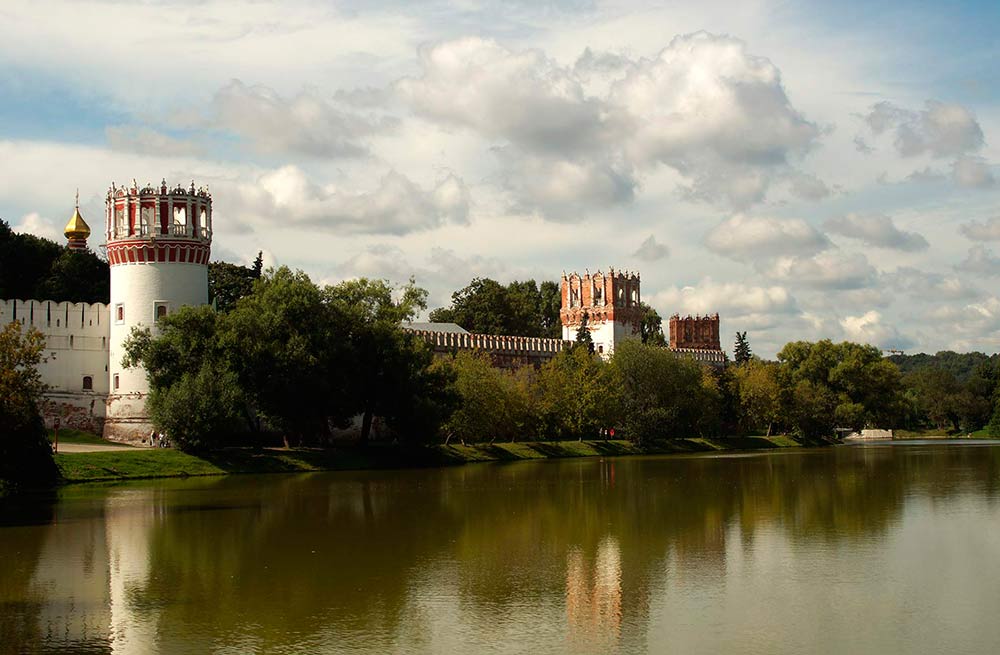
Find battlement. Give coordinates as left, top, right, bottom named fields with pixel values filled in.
left=406, top=328, right=573, bottom=368
left=668, top=347, right=726, bottom=366
left=669, top=313, right=720, bottom=351
left=0, top=299, right=110, bottom=338
left=106, top=179, right=213, bottom=245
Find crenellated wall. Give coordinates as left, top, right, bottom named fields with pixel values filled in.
left=406, top=328, right=573, bottom=368
left=0, top=299, right=111, bottom=433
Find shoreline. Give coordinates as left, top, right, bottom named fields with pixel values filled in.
left=53, top=435, right=806, bottom=485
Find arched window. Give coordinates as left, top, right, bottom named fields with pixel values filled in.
left=155, top=304, right=168, bottom=321
left=116, top=304, right=124, bottom=322
left=82, top=376, right=93, bottom=391
left=113, top=374, right=120, bottom=390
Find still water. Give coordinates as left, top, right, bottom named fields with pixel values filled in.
left=3, top=443, right=1000, bottom=654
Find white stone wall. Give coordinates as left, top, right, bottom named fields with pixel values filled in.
left=562, top=318, right=639, bottom=358
left=0, top=299, right=111, bottom=431
left=106, top=262, right=208, bottom=441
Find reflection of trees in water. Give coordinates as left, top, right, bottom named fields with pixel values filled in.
left=5, top=445, right=1000, bottom=652
left=0, top=496, right=55, bottom=653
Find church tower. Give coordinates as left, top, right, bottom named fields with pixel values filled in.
left=560, top=268, right=642, bottom=357
left=103, top=180, right=212, bottom=442
left=63, top=191, right=91, bottom=251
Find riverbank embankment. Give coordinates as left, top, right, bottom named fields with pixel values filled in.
left=54, top=435, right=804, bottom=484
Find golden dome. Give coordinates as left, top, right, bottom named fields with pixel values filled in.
left=64, top=194, right=91, bottom=241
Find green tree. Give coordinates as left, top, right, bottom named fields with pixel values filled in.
left=123, top=306, right=246, bottom=452
left=534, top=347, right=610, bottom=440
left=605, top=341, right=708, bottom=444
left=327, top=277, right=432, bottom=443
left=734, top=331, right=752, bottom=364
left=639, top=303, right=666, bottom=346
left=575, top=312, right=594, bottom=354
left=0, top=321, right=58, bottom=485
left=0, top=219, right=109, bottom=303
left=732, top=358, right=781, bottom=435
left=225, top=267, right=350, bottom=444
left=209, top=254, right=263, bottom=313
left=988, top=399, right=1000, bottom=437
left=437, top=351, right=532, bottom=444
left=429, top=277, right=562, bottom=338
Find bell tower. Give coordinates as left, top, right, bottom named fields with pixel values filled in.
left=103, top=180, right=213, bottom=442
left=560, top=268, right=642, bottom=357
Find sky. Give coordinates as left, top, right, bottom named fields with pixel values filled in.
left=2, top=0, right=998, bottom=357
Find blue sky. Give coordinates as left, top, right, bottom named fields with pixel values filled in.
left=2, top=0, right=998, bottom=356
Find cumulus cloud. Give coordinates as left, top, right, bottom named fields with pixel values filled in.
left=864, top=100, right=984, bottom=158
left=399, top=37, right=609, bottom=155
left=704, top=214, right=829, bottom=260
left=398, top=32, right=822, bottom=214
left=886, top=267, right=982, bottom=301
left=654, top=278, right=799, bottom=319
left=495, top=148, right=636, bottom=219
left=955, top=245, right=1000, bottom=276
left=959, top=216, right=1000, bottom=241
left=823, top=213, right=928, bottom=251
left=632, top=235, right=669, bottom=261
left=840, top=310, right=912, bottom=349
left=233, top=165, right=469, bottom=235
left=951, top=155, right=996, bottom=189
left=210, top=80, right=389, bottom=157
left=763, top=252, right=877, bottom=290
left=12, top=212, right=62, bottom=242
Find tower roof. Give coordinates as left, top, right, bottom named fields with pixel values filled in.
left=64, top=192, right=91, bottom=241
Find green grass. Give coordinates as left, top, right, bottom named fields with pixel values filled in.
left=54, top=436, right=806, bottom=484
left=893, top=428, right=996, bottom=440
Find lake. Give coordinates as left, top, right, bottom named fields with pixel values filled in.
left=3, top=442, right=1000, bottom=654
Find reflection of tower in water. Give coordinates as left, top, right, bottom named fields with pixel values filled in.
left=565, top=536, right=623, bottom=651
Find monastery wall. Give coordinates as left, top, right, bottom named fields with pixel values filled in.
left=407, top=329, right=573, bottom=368
left=0, top=299, right=111, bottom=433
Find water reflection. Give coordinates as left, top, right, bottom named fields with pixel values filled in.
left=3, top=443, right=1000, bottom=654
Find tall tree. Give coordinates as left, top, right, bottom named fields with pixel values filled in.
left=575, top=312, right=594, bottom=354
left=639, top=303, right=666, bottom=346
left=0, top=321, right=58, bottom=485
left=0, top=220, right=109, bottom=303
left=327, top=277, right=433, bottom=443
left=734, top=331, right=752, bottom=364
left=209, top=257, right=261, bottom=313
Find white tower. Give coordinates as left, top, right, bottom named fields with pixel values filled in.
left=560, top=268, right=642, bottom=358
left=103, top=180, right=213, bottom=442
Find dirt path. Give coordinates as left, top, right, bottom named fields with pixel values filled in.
left=55, top=442, right=139, bottom=453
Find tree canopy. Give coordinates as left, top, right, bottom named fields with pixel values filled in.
left=429, top=277, right=561, bottom=338
left=0, top=220, right=109, bottom=303
left=0, top=320, right=58, bottom=484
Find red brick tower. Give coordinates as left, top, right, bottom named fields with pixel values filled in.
left=668, top=314, right=720, bottom=350
left=560, top=268, right=642, bottom=356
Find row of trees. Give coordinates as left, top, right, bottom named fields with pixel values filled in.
left=125, top=267, right=982, bottom=452
left=0, top=220, right=109, bottom=303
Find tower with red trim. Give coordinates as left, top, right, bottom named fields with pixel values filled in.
left=560, top=268, right=643, bottom=357
left=103, top=180, right=212, bottom=441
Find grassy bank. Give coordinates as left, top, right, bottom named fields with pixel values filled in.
left=54, top=435, right=803, bottom=484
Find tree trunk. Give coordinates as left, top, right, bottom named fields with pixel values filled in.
left=360, top=409, right=373, bottom=445
left=766, top=422, right=772, bottom=437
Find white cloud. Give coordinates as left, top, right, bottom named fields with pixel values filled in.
left=788, top=172, right=830, bottom=201
left=208, top=80, right=389, bottom=157
left=232, top=165, right=470, bottom=235
left=763, top=252, right=877, bottom=290
left=654, top=277, right=799, bottom=319
left=823, top=212, right=928, bottom=251
left=704, top=214, right=829, bottom=260
left=865, top=100, right=984, bottom=158
left=398, top=32, right=822, bottom=213
left=840, top=310, right=912, bottom=349
left=12, top=212, right=62, bottom=242
left=632, top=235, right=669, bottom=261
left=106, top=126, right=204, bottom=157
left=951, top=155, right=996, bottom=189
left=960, top=216, right=1000, bottom=241
left=886, top=267, right=982, bottom=301
left=955, top=245, right=1000, bottom=276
